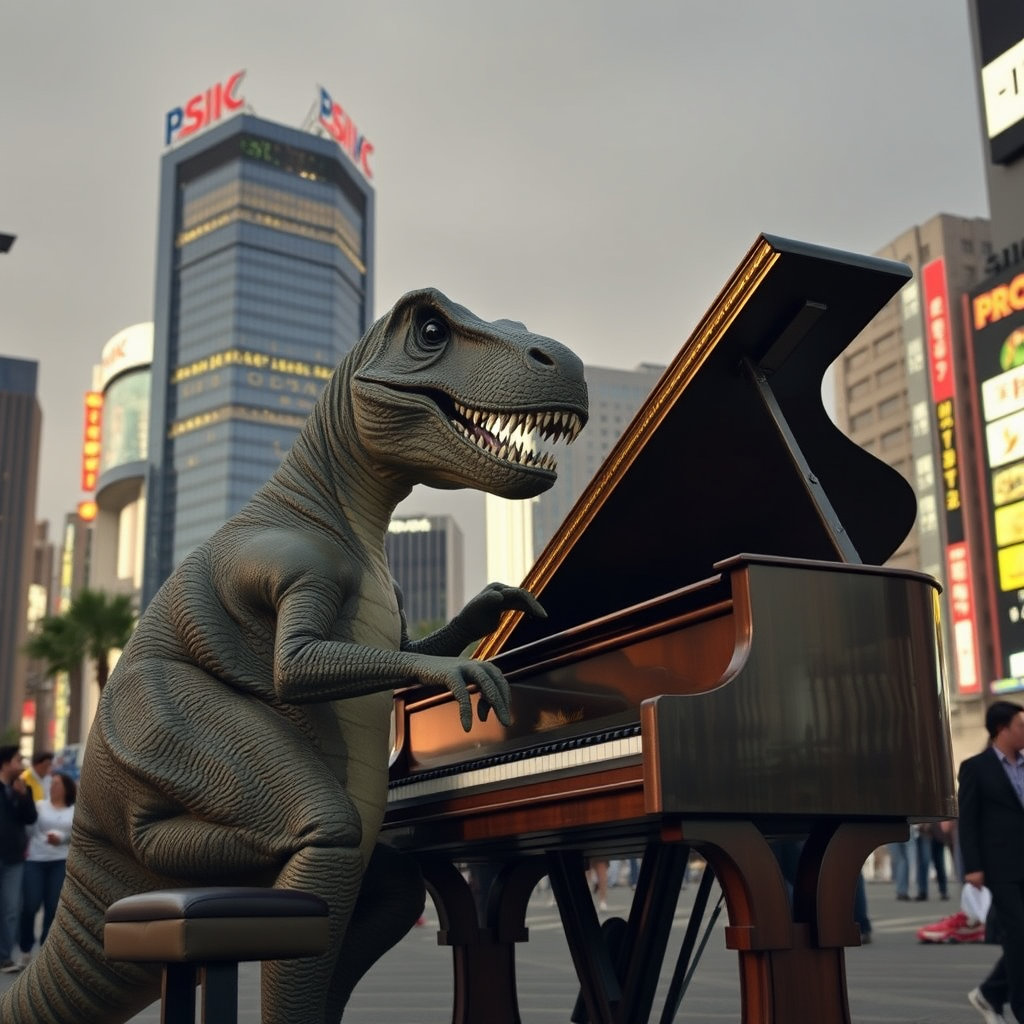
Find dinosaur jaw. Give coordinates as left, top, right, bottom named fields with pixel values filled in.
left=447, top=399, right=584, bottom=474
left=352, top=380, right=586, bottom=496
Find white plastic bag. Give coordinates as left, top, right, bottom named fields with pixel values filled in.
left=961, top=883, right=992, bottom=924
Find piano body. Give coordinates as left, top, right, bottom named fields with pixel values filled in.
left=381, top=234, right=956, bottom=1024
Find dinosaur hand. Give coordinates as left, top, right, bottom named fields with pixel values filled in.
left=418, top=656, right=512, bottom=732
left=456, top=583, right=547, bottom=641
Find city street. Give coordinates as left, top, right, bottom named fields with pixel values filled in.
left=0, top=875, right=1006, bottom=1023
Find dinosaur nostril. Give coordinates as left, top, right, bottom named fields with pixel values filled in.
left=528, top=346, right=555, bottom=367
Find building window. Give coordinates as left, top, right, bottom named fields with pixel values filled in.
left=876, top=362, right=901, bottom=386
left=849, top=378, right=871, bottom=402
left=881, top=426, right=904, bottom=450
left=916, top=453, right=935, bottom=490
left=962, top=238, right=975, bottom=254
left=879, top=394, right=904, bottom=419
left=920, top=243, right=931, bottom=263
left=846, top=348, right=870, bottom=372
left=917, top=493, right=938, bottom=534
left=850, top=409, right=874, bottom=432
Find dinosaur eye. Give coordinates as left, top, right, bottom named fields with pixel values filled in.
left=420, top=319, right=449, bottom=347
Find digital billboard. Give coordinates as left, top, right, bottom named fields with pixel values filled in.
left=923, top=259, right=982, bottom=695
left=968, top=263, right=1024, bottom=691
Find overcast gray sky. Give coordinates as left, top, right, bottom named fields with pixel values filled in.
left=0, top=1, right=990, bottom=595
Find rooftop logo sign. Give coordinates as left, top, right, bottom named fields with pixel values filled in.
left=318, top=86, right=374, bottom=179
left=165, top=71, right=246, bottom=147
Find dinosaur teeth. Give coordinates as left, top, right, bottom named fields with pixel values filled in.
left=450, top=401, right=583, bottom=471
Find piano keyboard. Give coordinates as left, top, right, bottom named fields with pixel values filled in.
left=388, top=724, right=642, bottom=805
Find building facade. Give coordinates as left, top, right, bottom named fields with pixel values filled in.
left=529, top=363, right=665, bottom=557
left=142, top=113, right=375, bottom=606
left=832, top=214, right=994, bottom=744
left=386, top=514, right=464, bottom=638
left=968, top=0, right=1024, bottom=261
left=89, top=323, right=153, bottom=606
left=0, top=356, right=42, bottom=736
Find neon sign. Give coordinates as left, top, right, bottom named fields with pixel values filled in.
left=165, top=71, right=245, bottom=147
left=81, top=391, right=103, bottom=492
left=318, top=86, right=374, bottom=178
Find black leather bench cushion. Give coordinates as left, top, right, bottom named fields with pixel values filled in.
left=104, top=888, right=330, bottom=963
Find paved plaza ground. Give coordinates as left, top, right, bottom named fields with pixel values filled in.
left=0, top=876, right=1009, bottom=1022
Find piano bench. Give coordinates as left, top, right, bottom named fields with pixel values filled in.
left=104, top=887, right=329, bottom=1024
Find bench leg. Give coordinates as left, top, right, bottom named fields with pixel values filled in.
left=162, top=963, right=197, bottom=1024
left=200, top=963, right=239, bottom=1023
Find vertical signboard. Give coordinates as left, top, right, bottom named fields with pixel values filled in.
left=969, top=264, right=1024, bottom=692
left=923, top=259, right=982, bottom=695
left=81, top=391, right=103, bottom=491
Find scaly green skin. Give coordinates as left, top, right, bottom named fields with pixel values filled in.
left=1, top=289, right=588, bottom=1024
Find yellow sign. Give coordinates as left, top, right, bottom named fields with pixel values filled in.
left=996, top=499, right=1024, bottom=547
left=998, top=541, right=1024, bottom=590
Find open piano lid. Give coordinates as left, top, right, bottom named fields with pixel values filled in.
left=477, top=233, right=916, bottom=658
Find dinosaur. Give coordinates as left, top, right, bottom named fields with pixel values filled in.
left=1, top=288, right=588, bottom=1023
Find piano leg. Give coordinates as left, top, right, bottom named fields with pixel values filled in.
left=551, top=844, right=690, bottom=1024
left=676, top=818, right=908, bottom=1024
left=419, top=856, right=548, bottom=1024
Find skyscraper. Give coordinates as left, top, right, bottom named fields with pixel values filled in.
left=530, top=363, right=665, bottom=556
left=0, top=355, right=42, bottom=734
left=142, top=113, right=374, bottom=606
left=386, top=514, right=464, bottom=637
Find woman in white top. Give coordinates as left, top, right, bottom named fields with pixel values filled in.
left=18, top=771, right=76, bottom=959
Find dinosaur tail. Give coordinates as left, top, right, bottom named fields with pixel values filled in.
left=0, top=854, right=162, bottom=1024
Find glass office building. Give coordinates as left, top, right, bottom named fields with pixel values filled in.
left=385, top=515, right=464, bottom=638
left=143, top=114, right=374, bottom=606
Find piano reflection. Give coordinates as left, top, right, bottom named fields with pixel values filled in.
left=381, top=234, right=956, bottom=1024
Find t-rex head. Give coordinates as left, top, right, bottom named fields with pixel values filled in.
left=349, top=288, right=589, bottom=499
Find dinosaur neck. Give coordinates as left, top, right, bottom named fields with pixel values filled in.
left=258, top=366, right=412, bottom=553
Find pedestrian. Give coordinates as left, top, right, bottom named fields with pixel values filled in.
left=19, top=751, right=52, bottom=803
left=914, top=822, right=949, bottom=901
left=18, top=770, right=76, bottom=963
left=959, top=699, right=1024, bottom=1024
left=588, top=859, right=609, bottom=912
left=887, top=837, right=913, bottom=900
left=0, top=746, right=37, bottom=974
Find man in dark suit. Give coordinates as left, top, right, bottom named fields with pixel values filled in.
left=960, top=700, right=1024, bottom=1024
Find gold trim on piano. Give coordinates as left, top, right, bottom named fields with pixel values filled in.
left=475, top=235, right=781, bottom=660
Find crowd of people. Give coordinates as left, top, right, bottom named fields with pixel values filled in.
left=0, top=748, right=76, bottom=973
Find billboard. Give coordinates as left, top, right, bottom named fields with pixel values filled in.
left=923, top=259, right=982, bottom=695
left=968, top=263, right=1024, bottom=691
left=975, top=0, right=1024, bottom=164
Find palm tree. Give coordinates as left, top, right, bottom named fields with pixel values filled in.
left=65, top=589, right=136, bottom=692
left=23, top=614, right=86, bottom=745
left=23, top=589, right=136, bottom=743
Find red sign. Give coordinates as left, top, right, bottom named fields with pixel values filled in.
left=318, top=86, right=374, bottom=179
left=946, top=542, right=981, bottom=695
left=165, top=71, right=245, bottom=147
left=81, top=391, right=103, bottom=491
left=923, top=259, right=954, bottom=402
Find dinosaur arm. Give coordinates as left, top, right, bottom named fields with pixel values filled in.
left=403, top=583, right=546, bottom=657
left=273, top=588, right=512, bottom=731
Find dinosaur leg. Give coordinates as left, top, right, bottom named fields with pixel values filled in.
left=96, top=679, right=369, bottom=1024
left=323, top=843, right=427, bottom=1017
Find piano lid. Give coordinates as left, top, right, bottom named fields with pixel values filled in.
left=477, top=233, right=916, bottom=658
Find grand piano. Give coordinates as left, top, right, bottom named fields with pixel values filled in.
left=381, top=234, right=957, bottom=1024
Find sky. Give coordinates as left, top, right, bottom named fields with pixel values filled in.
left=0, top=1, right=991, bottom=597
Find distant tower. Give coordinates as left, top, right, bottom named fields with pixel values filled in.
left=529, top=363, right=665, bottom=555
left=0, top=356, right=42, bottom=736
left=143, top=113, right=375, bottom=607
left=386, top=515, right=464, bottom=637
